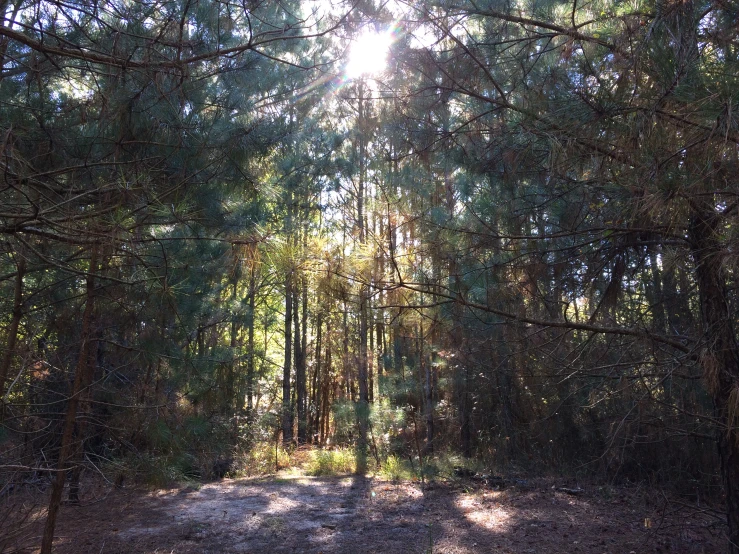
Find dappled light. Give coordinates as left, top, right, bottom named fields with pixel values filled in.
left=456, top=493, right=512, bottom=532
left=4, top=473, right=724, bottom=552
left=0, top=0, right=737, bottom=552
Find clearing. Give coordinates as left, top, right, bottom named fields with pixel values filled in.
left=2, top=474, right=725, bottom=553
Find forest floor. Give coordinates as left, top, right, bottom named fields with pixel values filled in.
left=2, top=473, right=726, bottom=553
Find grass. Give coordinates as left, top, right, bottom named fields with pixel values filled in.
left=294, top=446, right=486, bottom=481
left=120, top=442, right=498, bottom=491
left=377, top=450, right=487, bottom=483
left=234, top=442, right=291, bottom=476
left=303, top=448, right=356, bottom=476
left=380, top=455, right=415, bottom=481
left=127, top=439, right=492, bottom=483
left=261, top=515, right=286, bottom=534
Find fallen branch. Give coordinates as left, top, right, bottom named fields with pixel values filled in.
left=556, top=486, right=585, bottom=495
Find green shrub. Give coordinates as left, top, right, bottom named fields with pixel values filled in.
left=123, top=453, right=198, bottom=488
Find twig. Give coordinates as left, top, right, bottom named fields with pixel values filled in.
left=84, top=453, right=114, bottom=486
left=368, top=422, right=381, bottom=467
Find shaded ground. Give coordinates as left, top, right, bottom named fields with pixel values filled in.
left=2, top=474, right=726, bottom=553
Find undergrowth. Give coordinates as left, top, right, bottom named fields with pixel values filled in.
left=302, top=448, right=356, bottom=476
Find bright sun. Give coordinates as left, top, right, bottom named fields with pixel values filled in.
left=345, top=30, right=392, bottom=78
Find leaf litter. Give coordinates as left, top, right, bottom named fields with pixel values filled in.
left=3, top=475, right=725, bottom=553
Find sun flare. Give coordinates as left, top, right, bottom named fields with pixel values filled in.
left=345, top=30, right=392, bottom=78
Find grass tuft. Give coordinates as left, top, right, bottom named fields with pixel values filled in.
left=304, top=448, right=356, bottom=476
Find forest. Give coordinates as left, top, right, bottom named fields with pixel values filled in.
left=0, top=0, right=737, bottom=552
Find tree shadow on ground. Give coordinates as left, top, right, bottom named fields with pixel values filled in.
left=7, top=474, right=725, bottom=553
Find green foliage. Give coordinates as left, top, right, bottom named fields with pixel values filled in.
left=108, top=404, right=240, bottom=486
left=0, top=3, right=734, bottom=542
left=122, top=452, right=201, bottom=488
left=236, top=442, right=291, bottom=476
left=379, top=455, right=414, bottom=481
left=331, top=400, right=358, bottom=445
left=303, top=448, right=356, bottom=476
left=369, top=400, right=408, bottom=457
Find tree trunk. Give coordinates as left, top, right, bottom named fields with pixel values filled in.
left=295, top=279, right=307, bottom=444
left=342, top=300, right=353, bottom=400
left=689, top=204, right=739, bottom=553
left=368, top=300, right=374, bottom=404
left=311, top=313, right=323, bottom=443
left=321, top=339, right=332, bottom=445
left=282, top=270, right=293, bottom=445
left=67, top=329, right=99, bottom=505
left=0, top=253, right=26, bottom=405
left=40, top=247, right=98, bottom=554
left=357, top=282, right=369, bottom=473
left=646, top=247, right=673, bottom=404
left=461, top=365, right=472, bottom=458
left=424, top=353, right=434, bottom=455
left=355, top=80, right=370, bottom=474
left=246, top=263, right=256, bottom=421
left=228, top=277, right=239, bottom=413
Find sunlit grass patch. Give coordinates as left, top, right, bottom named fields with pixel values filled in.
left=379, top=454, right=415, bottom=481
left=303, top=447, right=356, bottom=476
left=234, top=442, right=291, bottom=476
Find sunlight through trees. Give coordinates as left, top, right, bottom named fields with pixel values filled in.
left=0, top=0, right=738, bottom=550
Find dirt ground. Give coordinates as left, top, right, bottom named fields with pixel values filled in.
left=1, top=474, right=726, bottom=553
